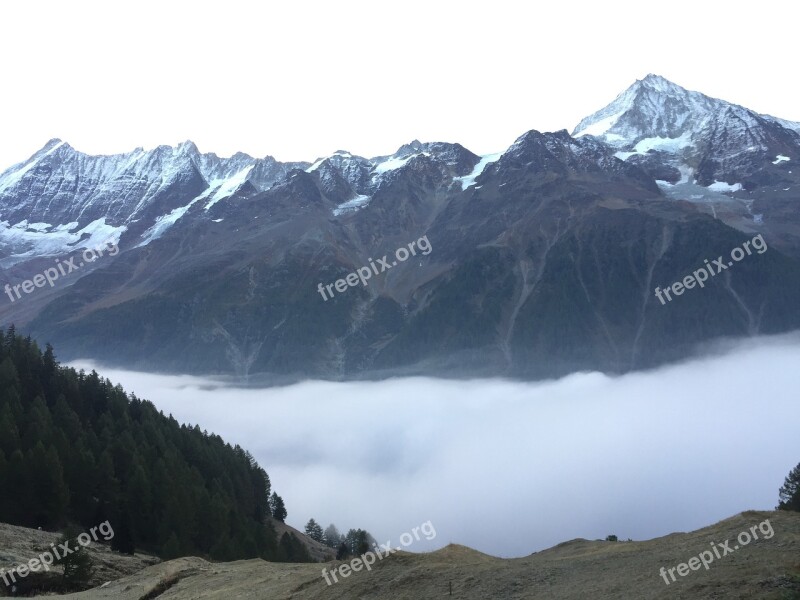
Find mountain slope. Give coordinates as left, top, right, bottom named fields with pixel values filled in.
left=3, top=75, right=800, bottom=380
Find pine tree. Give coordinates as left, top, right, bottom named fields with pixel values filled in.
left=270, top=492, right=287, bottom=522
left=0, top=405, right=20, bottom=461
left=304, top=518, right=324, bottom=542
left=161, top=532, right=182, bottom=559
left=779, top=461, right=800, bottom=511
left=0, top=450, right=7, bottom=520
left=323, top=524, right=341, bottom=548
left=44, top=444, right=70, bottom=525
left=336, top=541, right=349, bottom=560
left=0, top=356, right=21, bottom=402
left=55, top=529, right=93, bottom=589
left=344, top=529, right=374, bottom=555
left=6, top=449, right=29, bottom=524
left=111, top=504, right=136, bottom=554
left=278, top=532, right=312, bottom=562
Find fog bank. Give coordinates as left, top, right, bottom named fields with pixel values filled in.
left=71, top=334, right=800, bottom=557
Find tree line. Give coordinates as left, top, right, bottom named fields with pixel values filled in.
left=0, top=326, right=310, bottom=564
left=304, top=519, right=376, bottom=559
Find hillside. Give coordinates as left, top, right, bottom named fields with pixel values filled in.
left=0, top=522, right=158, bottom=596
left=19, top=510, right=800, bottom=599
left=268, top=519, right=336, bottom=563
left=0, top=328, right=312, bottom=566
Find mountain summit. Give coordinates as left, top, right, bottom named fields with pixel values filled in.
left=573, top=74, right=725, bottom=146
left=573, top=74, right=800, bottom=190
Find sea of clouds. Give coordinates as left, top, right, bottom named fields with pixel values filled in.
left=71, top=333, right=800, bottom=558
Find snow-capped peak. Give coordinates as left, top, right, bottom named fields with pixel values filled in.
left=572, top=74, right=800, bottom=194
left=572, top=74, right=724, bottom=148
left=638, top=73, right=686, bottom=94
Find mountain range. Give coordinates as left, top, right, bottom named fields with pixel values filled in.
left=1, top=74, right=799, bottom=381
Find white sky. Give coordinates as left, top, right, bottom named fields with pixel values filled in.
left=1, top=0, right=798, bottom=171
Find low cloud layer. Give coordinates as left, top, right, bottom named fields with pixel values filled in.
left=71, top=334, right=800, bottom=558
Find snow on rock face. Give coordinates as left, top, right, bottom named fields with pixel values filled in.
left=574, top=111, right=625, bottom=138
left=773, top=154, right=790, bottom=164
left=707, top=180, right=744, bottom=193
left=332, top=194, right=371, bottom=216
left=0, top=216, right=125, bottom=267
left=204, top=165, right=255, bottom=210
left=0, top=139, right=307, bottom=256
left=372, top=152, right=429, bottom=174
left=453, top=152, right=503, bottom=190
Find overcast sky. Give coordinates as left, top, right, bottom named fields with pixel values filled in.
left=1, top=0, right=798, bottom=171
left=72, top=334, right=800, bottom=557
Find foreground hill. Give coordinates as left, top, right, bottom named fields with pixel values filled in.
left=0, top=522, right=158, bottom=594
left=26, top=510, right=800, bottom=599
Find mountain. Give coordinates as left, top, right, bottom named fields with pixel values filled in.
left=0, top=139, right=308, bottom=266
left=573, top=74, right=800, bottom=187
left=2, top=75, right=800, bottom=381
left=574, top=74, right=800, bottom=253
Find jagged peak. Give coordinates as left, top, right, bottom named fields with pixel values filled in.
left=175, top=140, right=200, bottom=155
left=572, top=74, right=728, bottom=144
left=637, top=73, right=686, bottom=94
left=24, top=138, right=74, bottom=159
left=42, top=137, right=66, bottom=150
left=395, top=139, right=425, bottom=156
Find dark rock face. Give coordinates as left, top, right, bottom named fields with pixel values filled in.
left=627, top=153, right=682, bottom=183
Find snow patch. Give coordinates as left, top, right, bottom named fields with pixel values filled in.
left=306, top=157, right=326, bottom=173
left=613, top=134, right=693, bottom=161
left=333, top=194, right=371, bottom=216
left=454, top=152, right=503, bottom=190
left=677, top=165, right=695, bottom=184
left=632, top=132, right=694, bottom=154
left=373, top=153, right=429, bottom=175
left=204, top=165, right=254, bottom=210
left=708, top=181, right=743, bottom=193
left=139, top=183, right=220, bottom=245
left=773, top=154, right=790, bottom=165
left=575, top=111, right=624, bottom=138
left=0, top=217, right=125, bottom=266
